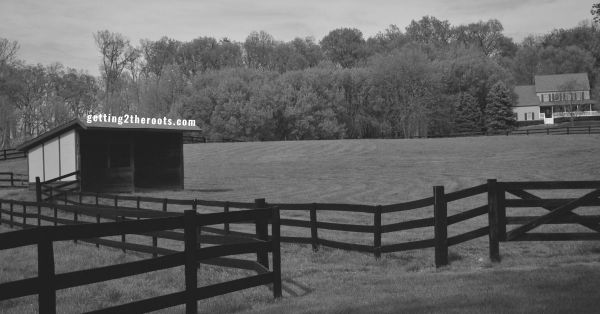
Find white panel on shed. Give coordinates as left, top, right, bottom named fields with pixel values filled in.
left=44, top=137, right=60, bottom=181
left=60, top=130, right=77, bottom=181
left=28, top=145, right=44, bottom=183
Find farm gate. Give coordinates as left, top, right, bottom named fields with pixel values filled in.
left=490, top=181, right=600, bottom=246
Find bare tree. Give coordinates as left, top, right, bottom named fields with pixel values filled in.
left=94, top=30, right=139, bottom=114
left=556, top=80, right=584, bottom=125
left=0, top=38, right=19, bottom=66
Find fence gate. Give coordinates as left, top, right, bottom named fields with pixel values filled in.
left=500, top=181, right=600, bottom=242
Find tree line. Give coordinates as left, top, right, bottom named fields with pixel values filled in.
left=2, top=8, right=600, bottom=146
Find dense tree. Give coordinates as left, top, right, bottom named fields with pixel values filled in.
left=244, top=31, right=276, bottom=70
left=368, top=47, right=440, bottom=138
left=454, top=19, right=506, bottom=57
left=484, top=81, right=516, bottom=132
left=405, top=16, right=453, bottom=47
left=454, top=93, right=482, bottom=133
left=366, top=24, right=407, bottom=54
left=538, top=45, right=595, bottom=75
left=320, top=28, right=368, bottom=68
left=8, top=14, right=600, bottom=145
left=141, top=37, right=178, bottom=80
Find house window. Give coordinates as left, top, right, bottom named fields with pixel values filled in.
left=524, top=113, right=528, bottom=121
left=109, top=143, right=130, bottom=168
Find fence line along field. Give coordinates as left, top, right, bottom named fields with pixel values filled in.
left=2, top=134, right=600, bottom=313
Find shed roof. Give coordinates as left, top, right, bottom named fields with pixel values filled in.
left=534, top=73, right=590, bottom=93
left=514, top=85, right=540, bottom=107
left=16, top=117, right=200, bottom=151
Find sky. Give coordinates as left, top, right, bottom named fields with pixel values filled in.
left=0, top=0, right=596, bottom=75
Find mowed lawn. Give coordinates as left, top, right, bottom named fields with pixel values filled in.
left=2, top=134, right=600, bottom=313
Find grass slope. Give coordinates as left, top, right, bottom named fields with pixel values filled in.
left=1, top=134, right=600, bottom=313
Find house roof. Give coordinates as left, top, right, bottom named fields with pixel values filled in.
left=16, top=117, right=201, bottom=151
left=514, top=85, right=540, bottom=107
left=534, top=73, right=590, bottom=93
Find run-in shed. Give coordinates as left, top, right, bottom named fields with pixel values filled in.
left=16, top=118, right=200, bottom=192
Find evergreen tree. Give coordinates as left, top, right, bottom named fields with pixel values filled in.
left=484, top=81, right=516, bottom=132
left=454, top=93, right=481, bottom=133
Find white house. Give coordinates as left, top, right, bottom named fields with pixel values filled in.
left=513, top=73, right=599, bottom=124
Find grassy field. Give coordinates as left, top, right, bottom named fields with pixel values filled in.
left=2, top=134, right=600, bottom=313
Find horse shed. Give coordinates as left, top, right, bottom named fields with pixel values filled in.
left=17, top=118, right=200, bottom=192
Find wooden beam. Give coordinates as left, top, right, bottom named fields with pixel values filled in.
left=507, top=189, right=600, bottom=233
left=506, top=189, right=600, bottom=241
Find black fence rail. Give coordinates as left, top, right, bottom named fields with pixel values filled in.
left=183, top=135, right=245, bottom=144
left=509, top=125, right=600, bottom=136
left=489, top=180, right=600, bottom=250
left=0, top=148, right=26, bottom=161
left=39, top=177, right=498, bottom=267
left=0, top=172, right=28, bottom=188
left=429, top=125, right=600, bottom=139
left=0, top=201, right=281, bottom=314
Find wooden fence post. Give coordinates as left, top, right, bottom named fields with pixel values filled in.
left=272, top=207, right=282, bottom=298
left=37, top=204, right=41, bottom=226
left=183, top=210, right=198, bottom=314
left=9, top=200, right=14, bottom=228
left=137, top=196, right=141, bottom=209
left=224, top=201, right=230, bottom=234
left=0, top=201, right=2, bottom=226
left=120, top=216, right=126, bottom=253
left=95, top=193, right=99, bottom=206
left=10, top=172, right=14, bottom=187
left=310, top=203, right=319, bottom=251
left=114, top=195, right=118, bottom=208
left=38, top=228, right=56, bottom=314
left=22, top=204, right=26, bottom=227
left=96, top=214, right=101, bottom=248
left=73, top=211, right=78, bottom=244
left=497, top=181, right=506, bottom=242
left=487, top=179, right=501, bottom=262
left=567, top=127, right=570, bottom=135
left=163, top=198, right=168, bottom=212
left=374, top=205, right=382, bottom=259
left=433, top=186, right=448, bottom=267
left=254, top=198, right=269, bottom=269
left=53, top=206, right=57, bottom=226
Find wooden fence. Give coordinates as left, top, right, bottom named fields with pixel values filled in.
left=490, top=181, right=600, bottom=251
left=509, top=125, right=600, bottom=136
left=39, top=176, right=497, bottom=267
left=0, top=148, right=26, bottom=161
left=426, top=125, right=600, bottom=139
left=0, top=201, right=281, bottom=314
left=0, top=172, right=28, bottom=188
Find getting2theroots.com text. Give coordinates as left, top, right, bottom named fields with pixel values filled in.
left=86, top=114, right=196, bottom=126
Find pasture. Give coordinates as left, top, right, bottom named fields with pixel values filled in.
left=2, top=134, right=600, bottom=313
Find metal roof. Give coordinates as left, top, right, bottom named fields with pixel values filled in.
left=16, top=118, right=201, bottom=151
left=514, top=85, right=540, bottom=107
left=534, top=73, right=590, bottom=93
